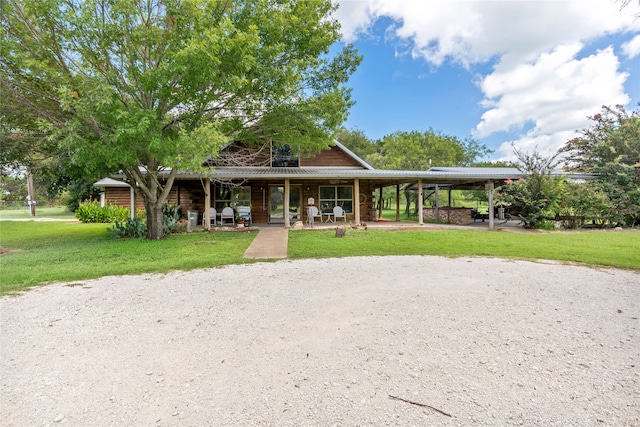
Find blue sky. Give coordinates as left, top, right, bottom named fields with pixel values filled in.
left=331, top=0, right=640, bottom=161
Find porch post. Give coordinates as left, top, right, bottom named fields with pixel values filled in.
left=418, top=179, right=424, bottom=225
left=395, top=184, right=400, bottom=221
left=130, top=186, right=135, bottom=220
left=434, top=184, right=439, bottom=222
left=378, top=186, right=383, bottom=219
left=354, top=178, right=361, bottom=225
left=284, top=178, right=290, bottom=228
left=204, top=178, right=211, bottom=231
left=486, top=181, right=495, bottom=230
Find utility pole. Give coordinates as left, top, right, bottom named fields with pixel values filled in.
left=26, top=172, right=36, bottom=216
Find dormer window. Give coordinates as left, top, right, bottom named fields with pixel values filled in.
left=271, top=143, right=299, bottom=167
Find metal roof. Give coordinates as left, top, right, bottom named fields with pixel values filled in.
left=93, top=177, right=131, bottom=188
left=174, top=166, right=594, bottom=182
left=100, top=166, right=596, bottom=187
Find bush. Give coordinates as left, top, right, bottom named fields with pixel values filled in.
left=557, top=181, right=613, bottom=229
left=162, top=204, right=185, bottom=234
left=64, top=178, right=103, bottom=212
left=75, top=200, right=130, bottom=223
left=108, top=203, right=186, bottom=238
left=108, top=217, right=146, bottom=238
left=496, top=175, right=562, bottom=229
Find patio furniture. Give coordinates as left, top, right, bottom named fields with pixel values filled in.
left=333, top=206, right=347, bottom=223
left=202, top=208, right=217, bottom=226
left=307, top=206, right=322, bottom=225
left=237, top=205, right=252, bottom=225
left=220, top=207, right=235, bottom=225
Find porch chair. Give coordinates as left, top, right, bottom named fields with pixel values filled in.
left=307, top=206, right=322, bottom=225
left=333, top=205, right=347, bottom=223
left=236, top=206, right=252, bottom=225
left=202, top=208, right=217, bottom=226
left=220, top=207, right=235, bottom=225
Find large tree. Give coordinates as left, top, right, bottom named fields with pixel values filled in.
left=377, top=129, right=492, bottom=170
left=1, top=0, right=361, bottom=238
left=560, top=104, right=640, bottom=226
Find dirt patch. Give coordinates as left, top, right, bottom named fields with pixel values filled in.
left=1, top=256, right=638, bottom=426
left=0, top=246, right=23, bottom=256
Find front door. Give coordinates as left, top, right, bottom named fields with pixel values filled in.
left=269, top=186, right=301, bottom=223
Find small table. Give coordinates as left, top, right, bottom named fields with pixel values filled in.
left=323, top=212, right=334, bottom=223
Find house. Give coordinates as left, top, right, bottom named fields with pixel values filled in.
left=94, top=141, right=595, bottom=229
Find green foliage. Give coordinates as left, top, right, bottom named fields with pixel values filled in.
left=377, top=129, right=492, bottom=170
left=557, top=181, right=614, bottom=228
left=0, top=175, right=28, bottom=204
left=108, top=217, right=147, bottom=239
left=108, top=203, right=185, bottom=238
left=1, top=0, right=361, bottom=239
left=64, top=178, right=103, bottom=212
left=496, top=176, right=562, bottom=229
left=75, top=200, right=130, bottom=223
left=561, top=105, right=640, bottom=226
left=334, top=128, right=377, bottom=164
left=162, top=204, right=185, bottom=234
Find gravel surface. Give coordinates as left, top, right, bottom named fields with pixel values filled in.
left=1, top=256, right=638, bottom=426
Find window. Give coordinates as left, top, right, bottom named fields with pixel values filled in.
left=271, top=143, right=299, bottom=167
left=319, top=186, right=353, bottom=213
left=214, top=186, right=251, bottom=212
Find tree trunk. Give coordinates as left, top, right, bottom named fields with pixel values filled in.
left=123, top=163, right=177, bottom=240
left=145, top=199, right=165, bottom=240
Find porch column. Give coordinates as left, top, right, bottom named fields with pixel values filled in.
left=434, top=184, right=439, bottom=222
left=284, top=178, right=290, bottom=228
left=378, top=186, right=383, bottom=219
left=204, top=178, right=211, bottom=231
left=486, top=181, right=495, bottom=230
left=418, top=179, right=424, bottom=225
left=395, top=184, right=400, bottom=221
left=130, top=187, right=135, bottom=220
left=354, top=178, right=361, bottom=225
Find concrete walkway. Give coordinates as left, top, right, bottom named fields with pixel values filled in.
left=243, top=227, right=288, bottom=259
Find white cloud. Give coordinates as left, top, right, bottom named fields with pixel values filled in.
left=622, top=34, right=640, bottom=58
left=333, top=0, right=639, bottom=159
left=334, top=0, right=640, bottom=66
left=483, top=44, right=630, bottom=159
left=475, top=44, right=630, bottom=137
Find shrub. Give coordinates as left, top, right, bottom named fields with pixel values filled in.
left=496, top=175, right=562, bottom=229
left=108, top=217, right=146, bottom=238
left=557, top=181, right=613, bottom=229
left=108, top=203, right=186, bottom=238
left=75, top=200, right=130, bottom=223
left=162, top=204, right=185, bottom=234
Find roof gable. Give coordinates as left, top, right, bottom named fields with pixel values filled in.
left=206, top=140, right=373, bottom=169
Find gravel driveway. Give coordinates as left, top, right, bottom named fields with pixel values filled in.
left=1, top=256, right=638, bottom=426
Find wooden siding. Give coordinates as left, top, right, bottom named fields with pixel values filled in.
left=301, top=145, right=364, bottom=168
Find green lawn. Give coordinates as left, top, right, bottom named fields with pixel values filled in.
left=288, top=228, right=640, bottom=270
left=0, top=206, right=76, bottom=219
left=1, top=220, right=638, bottom=295
left=0, top=221, right=257, bottom=294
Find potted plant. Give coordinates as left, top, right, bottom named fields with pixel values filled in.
left=235, top=215, right=244, bottom=228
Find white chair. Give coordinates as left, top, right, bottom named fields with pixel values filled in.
left=333, top=205, right=347, bottom=223
left=307, top=206, right=322, bottom=225
left=202, top=208, right=217, bottom=226
left=236, top=205, right=252, bottom=225
left=220, top=207, right=235, bottom=225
